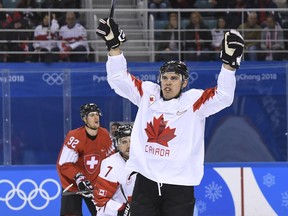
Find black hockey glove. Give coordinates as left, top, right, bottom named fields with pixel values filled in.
left=96, top=18, right=127, bottom=51
left=118, top=202, right=130, bottom=216
left=220, top=29, right=244, bottom=69
left=74, top=172, right=94, bottom=198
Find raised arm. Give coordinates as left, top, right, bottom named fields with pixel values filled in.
left=109, top=47, right=121, bottom=56
left=96, top=18, right=126, bottom=51
left=220, top=29, right=244, bottom=70
left=193, top=30, right=244, bottom=116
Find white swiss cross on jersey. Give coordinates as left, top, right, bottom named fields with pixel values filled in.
left=84, top=154, right=100, bottom=174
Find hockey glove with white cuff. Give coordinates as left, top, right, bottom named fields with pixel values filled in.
left=220, top=29, right=244, bottom=69
left=74, top=172, right=94, bottom=198
left=96, top=18, right=127, bottom=51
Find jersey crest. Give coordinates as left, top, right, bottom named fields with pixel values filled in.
left=84, top=154, right=100, bottom=174
left=145, top=114, right=176, bottom=147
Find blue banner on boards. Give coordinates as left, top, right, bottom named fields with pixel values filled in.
left=0, top=164, right=288, bottom=216
left=0, top=61, right=286, bottom=97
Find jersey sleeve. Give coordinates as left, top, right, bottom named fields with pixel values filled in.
left=106, top=53, right=143, bottom=106
left=57, top=131, right=83, bottom=179
left=193, top=65, right=236, bottom=118
left=93, top=157, right=123, bottom=215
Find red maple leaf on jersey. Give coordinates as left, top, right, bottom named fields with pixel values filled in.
left=145, top=114, right=176, bottom=147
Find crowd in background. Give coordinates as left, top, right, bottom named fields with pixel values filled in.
left=151, top=0, right=288, bottom=61
left=0, top=0, right=287, bottom=62
left=0, top=0, right=91, bottom=63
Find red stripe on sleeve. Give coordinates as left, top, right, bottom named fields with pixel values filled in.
left=193, top=87, right=217, bottom=111
left=130, top=74, right=143, bottom=96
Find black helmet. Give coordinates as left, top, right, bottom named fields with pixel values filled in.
left=114, top=124, right=133, bottom=140
left=159, top=60, right=189, bottom=80
left=80, top=103, right=102, bottom=118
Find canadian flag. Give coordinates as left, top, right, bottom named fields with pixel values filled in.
left=98, top=189, right=107, bottom=196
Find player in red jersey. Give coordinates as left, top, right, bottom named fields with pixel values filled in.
left=57, top=103, right=115, bottom=216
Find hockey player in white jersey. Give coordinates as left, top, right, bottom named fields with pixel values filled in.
left=93, top=124, right=135, bottom=216
left=96, top=18, right=244, bottom=216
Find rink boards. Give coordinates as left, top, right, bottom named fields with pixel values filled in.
left=0, top=163, right=287, bottom=216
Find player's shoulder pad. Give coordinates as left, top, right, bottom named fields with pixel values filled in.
left=66, top=126, right=86, bottom=139
left=98, top=127, right=112, bottom=139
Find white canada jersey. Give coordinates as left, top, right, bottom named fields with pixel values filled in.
left=93, top=153, right=136, bottom=216
left=33, top=19, right=59, bottom=51
left=106, top=53, right=236, bottom=186
left=58, top=23, right=89, bottom=51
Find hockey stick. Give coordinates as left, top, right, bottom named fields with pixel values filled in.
left=62, top=183, right=93, bottom=197
left=62, top=190, right=94, bottom=198
left=62, top=183, right=73, bottom=193
left=62, top=190, right=91, bottom=196
left=109, top=0, right=116, bottom=18
left=119, top=185, right=131, bottom=216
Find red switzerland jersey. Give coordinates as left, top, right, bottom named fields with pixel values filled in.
left=57, top=126, right=114, bottom=191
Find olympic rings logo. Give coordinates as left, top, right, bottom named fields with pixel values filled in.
left=189, top=71, right=199, bottom=84
left=42, top=73, right=64, bottom=85
left=0, top=178, right=61, bottom=210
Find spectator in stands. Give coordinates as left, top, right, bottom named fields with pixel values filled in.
left=41, top=0, right=63, bottom=25
left=211, top=16, right=227, bottom=61
left=155, top=12, right=181, bottom=62
left=260, top=14, right=285, bottom=61
left=250, top=0, right=282, bottom=27
left=182, top=12, right=212, bottom=61
left=6, top=15, right=31, bottom=62
left=32, top=13, right=60, bottom=63
left=237, top=12, right=262, bottom=61
left=16, top=0, right=41, bottom=28
left=148, top=0, right=170, bottom=21
left=57, top=12, right=89, bottom=62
